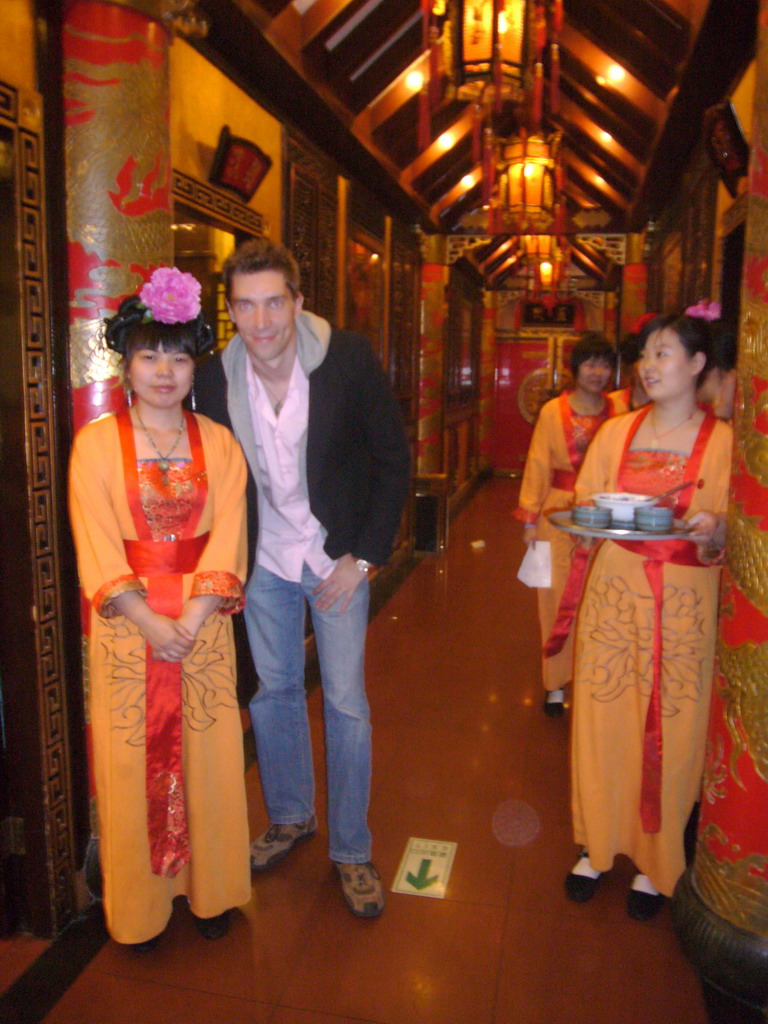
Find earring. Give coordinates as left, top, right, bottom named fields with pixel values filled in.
left=125, top=382, right=133, bottom=407
left=189, top=383, right=197, bottom=411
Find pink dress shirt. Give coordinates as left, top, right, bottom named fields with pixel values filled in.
left=246, top=355, right=336, bottom=583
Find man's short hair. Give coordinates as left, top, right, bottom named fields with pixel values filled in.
left=222, top=238, right=301, bottom=300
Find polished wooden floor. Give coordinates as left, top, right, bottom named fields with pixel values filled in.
left=3, top=478, right=709, bottom=1023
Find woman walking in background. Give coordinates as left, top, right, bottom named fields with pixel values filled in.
left=514, top=332, right=617, bottom=717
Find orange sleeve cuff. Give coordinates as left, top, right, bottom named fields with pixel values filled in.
left=191, top=571, right=245, bottom=615
left=92, top=575, right=146, bottom=618
left=513, top=507, right=537, bottom=524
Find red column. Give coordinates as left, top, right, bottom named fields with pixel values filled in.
left=621, top=262, right=648, bottom=337
left=64, top=0, right=173, bottom=432
left=672, top=4, right=768, bottom=1016
left=63, top=0, right=174, bottom=833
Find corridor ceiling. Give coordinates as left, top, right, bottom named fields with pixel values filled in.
left=197, top=0, right=756, bottom=282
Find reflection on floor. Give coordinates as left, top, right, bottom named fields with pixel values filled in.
left=6, top=478, right=709, bottom=1023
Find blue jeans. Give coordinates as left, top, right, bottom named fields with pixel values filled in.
left=244, top=563, right=372, bottom=863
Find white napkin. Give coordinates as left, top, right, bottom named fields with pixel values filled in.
left=516, top=542, right=552, bottom=588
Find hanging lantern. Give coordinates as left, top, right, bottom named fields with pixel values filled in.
left=497, top=131, right=560, bottom=233
left=448, top=0, right=528, bottom=105
left=521, top=233, right=561, bottom=295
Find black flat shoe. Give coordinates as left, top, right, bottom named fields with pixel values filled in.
left=627, top=889, right=665, bottom=921
left=564, top=871, right=600, bottom=903
left=193, top=909, right=231, bottom=940
left=128, top=933, right=162, bottom=953
left=543, top=697, right=565, bottom=718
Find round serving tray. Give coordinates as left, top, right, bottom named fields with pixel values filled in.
left=547, top=509, right=692, bottom=542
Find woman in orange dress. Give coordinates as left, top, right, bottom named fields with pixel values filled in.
left=69, top=268, right=251, bottom=949
left=514, top=333, right=617, bottom=716
left=564, top=314, right=731, bottom=919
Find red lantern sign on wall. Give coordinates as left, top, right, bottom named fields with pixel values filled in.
left=209, top=125, right=272, bottom=203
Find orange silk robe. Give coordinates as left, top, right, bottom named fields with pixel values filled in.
left=571, top=409, right=732, bottom=895
left=607, top=386, right=631, bottom=414
left=69, top=412, right=251, bottom=944
left=514, top=392, right=616, bottom=692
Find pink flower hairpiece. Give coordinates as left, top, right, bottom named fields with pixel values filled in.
left=139, top=266, right=202, bottom=324
left=684, top=299, right=721, bottom=321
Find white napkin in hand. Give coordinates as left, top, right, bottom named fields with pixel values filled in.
left=516, top=541, right=552, bottom=588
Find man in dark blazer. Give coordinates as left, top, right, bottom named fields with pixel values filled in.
left=196, top=238, right=410, bottom=918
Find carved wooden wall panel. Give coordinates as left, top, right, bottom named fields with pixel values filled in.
left=0, top=79, right=75, bottom=935
left=647, top=146, right=719, bottom=313
left=284, top=131, right=337, bottom=323
left=390, top=225, right=421, bottom=421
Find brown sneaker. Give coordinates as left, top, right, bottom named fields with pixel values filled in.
left=250, top=816, right=317, bottom=871
left=334, top=861, right=385, bottom=918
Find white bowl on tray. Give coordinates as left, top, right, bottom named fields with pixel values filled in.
left=591, top=492, right=658, bottom=523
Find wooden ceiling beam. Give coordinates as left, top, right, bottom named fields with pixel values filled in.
left=420, top=146, right=474, bottom=206
left=363, top=54, right=428, bottom=133
left=564, top=0, right=682, bottom=99
left=558, top=44, right=657, bottom=143
left=195, top=0, right=435, bottom=229
left=300, top=0, right=359, bottom=46
left=558, top=78, right=650, bottom=164
left=564, top=159, right=628, bottom=220
left=553, top=124, right=637, bottom=198
left=546, top=96, right=643, bottom=185
left=570, top=239, right=608, bottom=280
left=319, top=0, right=416, bottom=82
left=345, top=16, right=423, bottom=114
left=400, top=106, right=475, bottom=184
left=431, top=174, right=480, bottom=221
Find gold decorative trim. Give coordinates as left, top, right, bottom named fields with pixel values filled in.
left=717, top=638, right=768, bottom=785
left=172, top=168, right=265, bottom=237
left=726, top=509, right=768, bottom=616
left=18, top=88, right=42, bottom=132
left=736, top=305, right=768, bottom=489
left=695, top=823, right=768, bottom=934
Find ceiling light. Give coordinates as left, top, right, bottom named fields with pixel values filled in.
left=437, top=132, right=454, bottom=150
left=608, top=64, right=625, bottom=83
left=406, top=70, right=423, bottom=92
left=461, top=174, right=475, bottom=189
left=600, top=131, right=612, bottom=144
left=595, top=75, right=606, bottom=87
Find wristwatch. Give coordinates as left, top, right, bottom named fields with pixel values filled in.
left=355, top=558, right=372, bottom=575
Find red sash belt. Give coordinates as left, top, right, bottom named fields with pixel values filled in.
left=614, top=538, right=702, bottom=835
left=124, top=535, right=208, bottom=576
left=551, top=469, right=577, bottom=491
left=543, top=545, right=591, bottom=658
left=124, top=532, right=209, bottom=877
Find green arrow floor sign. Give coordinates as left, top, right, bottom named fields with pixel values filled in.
left=406, top=858, right=440, bottom=890
left=393, top=838, right=456, bottom=899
